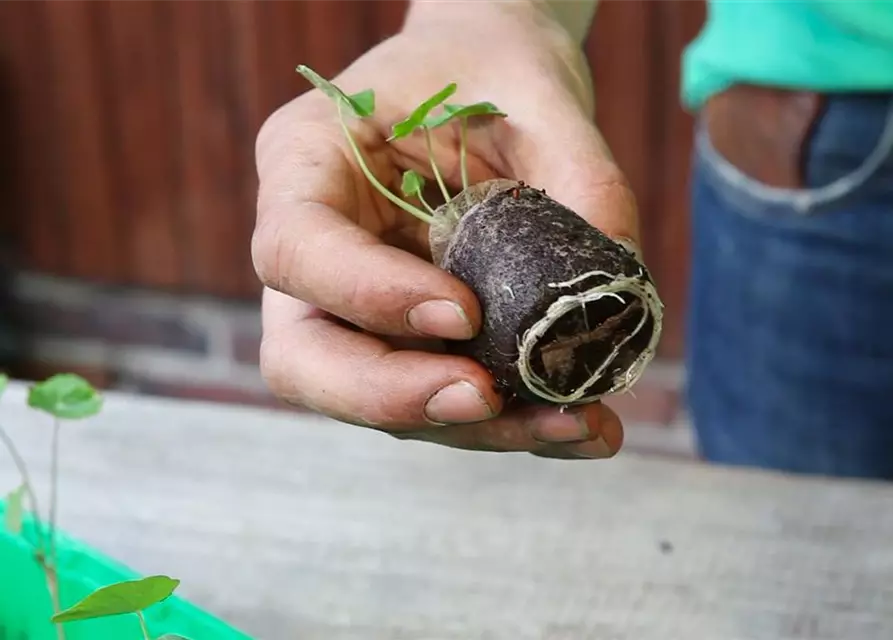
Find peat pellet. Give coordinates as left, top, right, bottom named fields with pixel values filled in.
left=430, top=179, right=663, bottom=406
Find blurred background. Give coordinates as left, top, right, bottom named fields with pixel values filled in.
left=0, top=0, right=704, bottom=458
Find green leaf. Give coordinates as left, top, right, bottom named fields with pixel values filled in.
left=347, top=89, right=375, bottom=117
left=4, top=484, right=25, bottom=534
left=27, top=373, right=103, bottom=420
left=423, top=101, right=507, bottom=129
left=51, top=575, right=180, bottom=623
left=400, top=170, right=426, bottom=198
left=388, top=83, right=458, bottom=141
left=156, top=636, right=191, bottom=640
left=295, top=65, right=375, bottom=118
left=0, top=373, right=7, bottom=398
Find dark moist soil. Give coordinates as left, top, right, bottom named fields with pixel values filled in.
left=430, top=179, right=659, bottom=405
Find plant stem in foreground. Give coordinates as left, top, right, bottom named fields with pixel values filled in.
left=49, top=573, right=65, bottom=640
left=48, top=418, right=66, bottom=640
left=48, top=418, right=60, bottom=566
left=417, top=190, right=436, bottom=215
left=0, top=425, right=65, bottom=639
left=137, top=611, right=151, bottom=640
left=459, top=118, right=469, bottom=191
left=336, top=103, right=433, bottom=224
left=0, top=423, right=48, bottom=552
left=424, top=127, right=451, bottom=203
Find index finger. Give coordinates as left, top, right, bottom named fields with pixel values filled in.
left=252, top=104, right=482, bottom=341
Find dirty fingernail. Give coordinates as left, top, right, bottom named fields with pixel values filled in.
left=407, top=300, right=473, bottom=340
left=570, top=436, right=615, bottom=459
left=528, top=410, right=590, bottom=443
left=424, top=381, right=494, bottom=425
left=614, top=236, right=644, bottom=264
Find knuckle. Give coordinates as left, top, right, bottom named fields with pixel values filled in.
left=353, top=372, right=395, bottom=426
left=255, top=103, right=293, bottom=170
left=258, top=334, right=291, bottom=399
left=337, top=271, right=376, bottom=316
left=258, top=332, right=318, bottom=415
left=250, top=214, right=285, bottom=290
left=251, top=205, right=312, bottom=296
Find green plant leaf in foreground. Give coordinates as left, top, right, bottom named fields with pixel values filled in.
left=27, top=373, right=103, bottom=420
left=423, top=101, right=507, bottom=129
left=389, top=82, right=458, bottom=141
left=295, top=64, right=375, bottom=117
left=400, top=170, right=427, bottom=198
left=156, top=635, right=192, bottom=639
left=4, top=484, right=25, bottom=534
left=0, top=372, right=7, bottom=398
left=51, top=575, right=181, bottom=623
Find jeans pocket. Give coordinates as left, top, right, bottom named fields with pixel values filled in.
left=694, top=94, right=893, bottom=220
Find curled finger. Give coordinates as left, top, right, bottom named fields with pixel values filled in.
left=260, top=288, right=502, bottom=431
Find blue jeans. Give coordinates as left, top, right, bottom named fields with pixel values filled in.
left=686, top=92, right=893, bottom=480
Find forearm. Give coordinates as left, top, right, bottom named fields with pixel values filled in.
left=403, top=0, right=599, bottom=46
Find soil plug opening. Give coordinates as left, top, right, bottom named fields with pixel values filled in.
left=431, top=179, right=663, bottom=406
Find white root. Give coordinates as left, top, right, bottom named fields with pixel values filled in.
left=516, top=269, right=664, bottom=405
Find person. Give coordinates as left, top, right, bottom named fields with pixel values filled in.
left=251, top=0, right=893, bottom=478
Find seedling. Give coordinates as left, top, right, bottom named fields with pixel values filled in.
left=388, top=81, right=456, bottom=201
left=51, top=575, right=184, bottom=640
left=400, top=170, right=433, bottom=214
left=0, top=373, right=189, bottom=640
left=296, top=65, right=664, bottom=407
left=423, top=101, right=506, bottom=191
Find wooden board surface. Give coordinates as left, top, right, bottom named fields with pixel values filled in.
left=1, top=381, right=891, bottom=640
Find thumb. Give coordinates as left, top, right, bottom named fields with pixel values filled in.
left=498, top=107, right=643, bottom=259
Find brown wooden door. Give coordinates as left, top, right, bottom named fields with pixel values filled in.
left=0, top=0, right=704, bottom=358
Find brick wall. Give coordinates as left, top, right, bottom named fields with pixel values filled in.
left=2, top=271, right=274, bottom=407
left=0, top=270, right=696, bottom=459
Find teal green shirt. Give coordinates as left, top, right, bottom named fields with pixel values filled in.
left=681, top=0, right=893, bottom=111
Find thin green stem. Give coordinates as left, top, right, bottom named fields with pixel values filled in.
left=459, top=118, right=469, bottom=191
left=336, top=103, right=433, bottom=224
left=0, top=423, right=48, bottom=552
left=136, top=611, right=151, bottom=640
left=49, top=571, right=65, bottom=640
left=48, top=418, right=60, bottom=568
left=424, top=127, right=451, bottom=203
left=0, top=424, right=64, bottom=638
left=48, top=417, right=65, bottom=638
left=417, top=190, right=436, bottom=215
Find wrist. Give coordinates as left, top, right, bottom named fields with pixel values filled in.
left=403, top=0, right=597, bottom=46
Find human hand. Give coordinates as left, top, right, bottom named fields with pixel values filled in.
left=252, top=1, right=641, bottom=459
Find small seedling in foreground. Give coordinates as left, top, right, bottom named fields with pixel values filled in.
left=296, top=65, right=507, bottom=220
left=1, top=373, right=188, bottom=639
left=295, top=65, right=664, bottom=408
left=388, top=85, right=507, bottom=193
left=292, top=65, right=374, bottom=118
left=423, top=101, right=507, bottom=190
left=388, top=81, right=457, bottom=201
left=295, top=64, right=433, bottom=224
left=400, top=170, right=434, bottom=214
left=1, top=373, right=103, bottom=639
left=51, top=575, right=187, bottom=640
